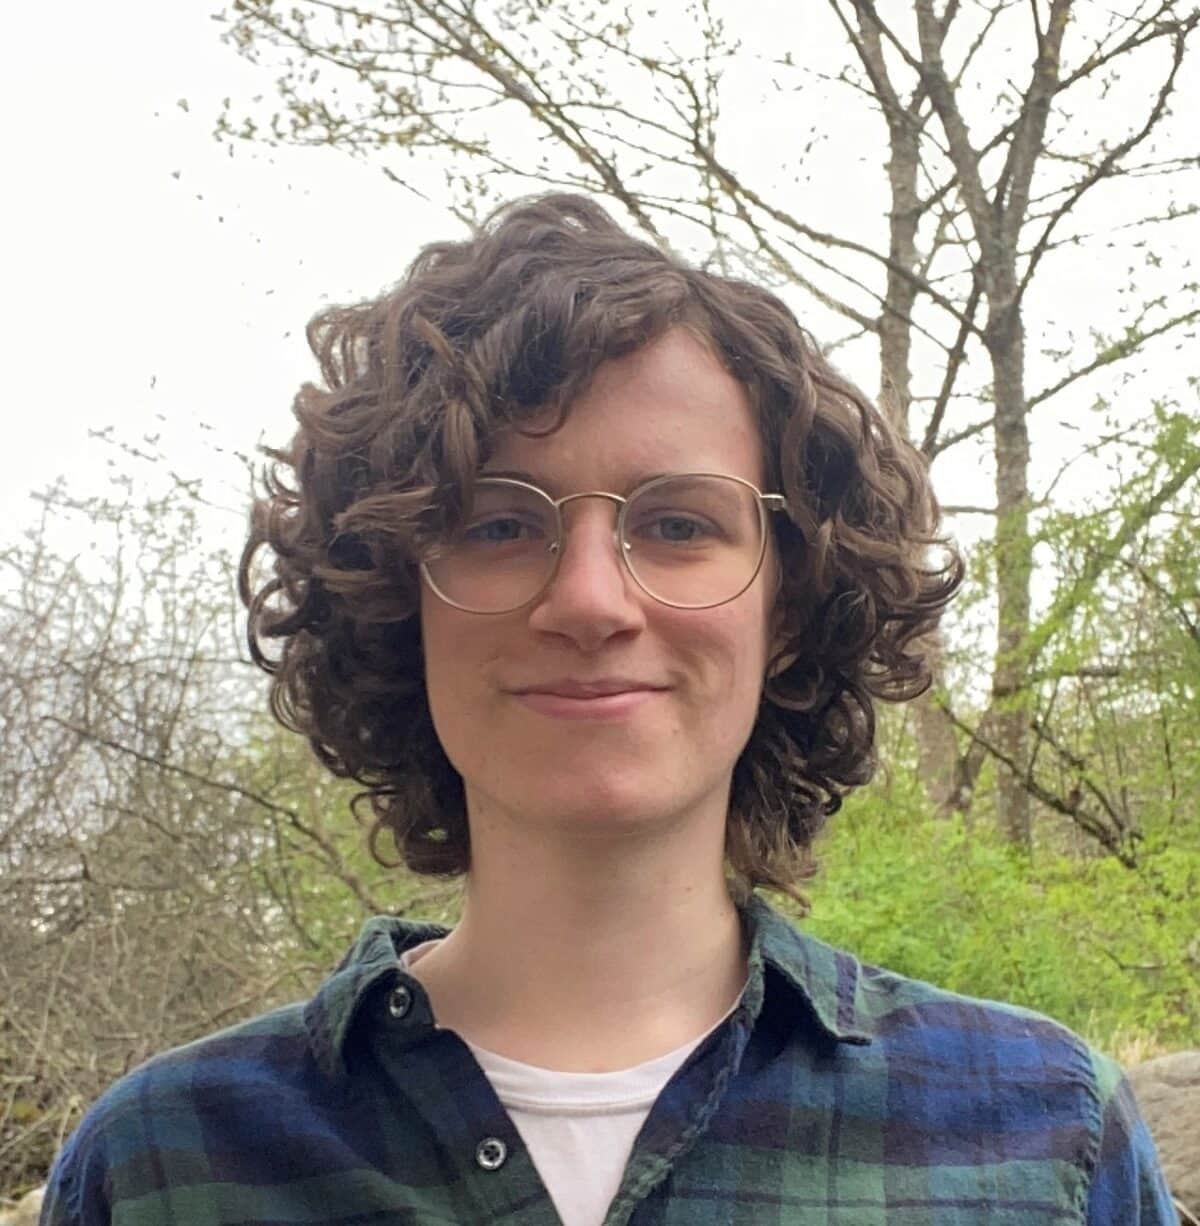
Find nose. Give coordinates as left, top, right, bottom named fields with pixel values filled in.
left=525, top=494, right=645, bottom=641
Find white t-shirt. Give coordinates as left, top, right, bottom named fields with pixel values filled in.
left=398, top=941, right=745, bottom=1226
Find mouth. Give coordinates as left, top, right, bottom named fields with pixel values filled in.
left=511, top=674, right=669, bottom=697
left=512, top=688, right=665, bottom=721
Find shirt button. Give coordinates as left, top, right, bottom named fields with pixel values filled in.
left=387, top=983, right=413, bottom=1019
left=475, top=1137, right=507, bottom=1171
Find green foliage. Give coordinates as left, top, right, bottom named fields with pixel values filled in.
left=793, top=774, right=1200, bottom=1057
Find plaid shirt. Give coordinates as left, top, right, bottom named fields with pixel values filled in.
left=42, top=893, right=1173, bottom=1225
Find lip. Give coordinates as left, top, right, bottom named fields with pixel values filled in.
left=513, top=688, right=663, bottom=721
left=514, top=678, right=665, bottom=698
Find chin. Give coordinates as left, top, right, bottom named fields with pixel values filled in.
left=511, top=774, right=673, bottom=827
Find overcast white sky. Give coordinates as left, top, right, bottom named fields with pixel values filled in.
left=3, top=0, right=1196, bottom=580
left=3, top=0, right=457, bottom=561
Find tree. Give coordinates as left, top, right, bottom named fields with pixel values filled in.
left=1020, top=405, right=1200, bottom=863
left=0, top=479, right=454, bottom=1195
left=216, top=0, right=1199, bottom=848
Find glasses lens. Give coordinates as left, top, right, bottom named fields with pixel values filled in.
left=422, top=481, right=557, bottom=613
left=624, top=475, right=764, bottom=608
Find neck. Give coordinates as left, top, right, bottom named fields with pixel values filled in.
left=405, top=795, right=749, bottom=1072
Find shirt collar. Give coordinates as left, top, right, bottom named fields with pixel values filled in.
left=740, top=892, right=873, bottom=1046
left=303, top=892, right=872, bottom=1080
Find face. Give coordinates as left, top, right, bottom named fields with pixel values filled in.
left=419, top=328, right=782, bottom=844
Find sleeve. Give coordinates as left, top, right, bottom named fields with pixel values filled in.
left=1085, top=1051, right=1178, bottom=1225
left=38, top=1122, right=111, bottom=1226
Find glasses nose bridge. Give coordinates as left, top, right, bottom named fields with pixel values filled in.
left=548, top=489, right=632, bottom=570
left=554, top=488, right=626, bottom=535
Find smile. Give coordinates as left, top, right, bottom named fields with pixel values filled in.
left=513, top=689, right=662, bottom=721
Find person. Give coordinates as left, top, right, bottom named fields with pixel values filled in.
left=40, top=193, right=1175, bottom=1225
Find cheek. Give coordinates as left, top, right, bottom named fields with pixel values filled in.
left=418, top=593, right=480, bottom=729
left=671, top=603, right=772, bottom=702
left=418, top=591, right=514, bottom=748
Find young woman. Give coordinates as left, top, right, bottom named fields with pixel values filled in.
left=41, top=194, right=1174, bottom=1224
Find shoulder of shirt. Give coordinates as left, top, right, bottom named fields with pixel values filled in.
left=44, top=996, right=318, bottom=1216
left=828, top=938, right=1149, bottom=1215
left=65, top=998, right=313, bottom=1143
left=749, top=892, right=1119, bottom=1118
left=753, top=896, right=1140, bottom=1210
left=64, top=912, right=447, bottom=1148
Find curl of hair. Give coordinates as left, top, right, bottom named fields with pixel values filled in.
left=239, top=192, right=964, bottom=912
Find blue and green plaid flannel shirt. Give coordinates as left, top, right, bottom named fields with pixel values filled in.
left=42, top=892, right=1174, bottom=1224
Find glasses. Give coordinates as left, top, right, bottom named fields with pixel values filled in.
left=419, top=473, right=788, bottom=614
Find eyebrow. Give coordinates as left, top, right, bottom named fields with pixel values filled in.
left=478, top=468, right=679, bottom=495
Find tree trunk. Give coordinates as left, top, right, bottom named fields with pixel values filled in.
left=877, top=114, right=961, bottom=814
left=912, top=635, right=963, bottom=814
left=987, top=294, right=1033, bottom=849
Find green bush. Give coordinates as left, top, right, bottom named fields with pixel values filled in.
left=791, top=774, right=1199, bottom=1057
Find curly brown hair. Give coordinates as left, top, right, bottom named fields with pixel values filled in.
left=239, top=192, right=963, bottom=910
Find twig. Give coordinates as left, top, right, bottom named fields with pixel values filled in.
left=43, top=718, right=391, bottom=916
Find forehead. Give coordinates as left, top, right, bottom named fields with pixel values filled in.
left=482, top=330, right=765, bottom=492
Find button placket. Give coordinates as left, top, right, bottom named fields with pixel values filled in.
left=372, top=967, right=558, bottom=1221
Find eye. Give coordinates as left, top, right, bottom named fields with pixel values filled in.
left=629, top=495, right=726, bottom=546
left=464, top=515, right=547, bottom=544
left=637, top=513, right=715, bottom=544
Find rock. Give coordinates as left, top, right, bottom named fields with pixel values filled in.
left=1126, top=1050, right=1200, bottom=1218
left=0, top=1186, right=43, bottom=1226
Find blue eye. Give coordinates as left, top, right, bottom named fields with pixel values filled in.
left=644, top=515, right=710, bottom=543
left=464, top=515, right=550, bottom=544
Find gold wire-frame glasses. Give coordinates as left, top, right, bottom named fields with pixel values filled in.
left=419, top=472, right=788, bottom=615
